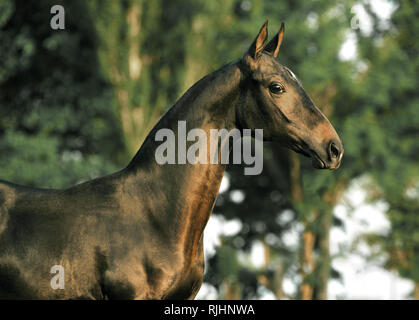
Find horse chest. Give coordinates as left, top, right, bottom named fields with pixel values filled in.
left=163, top=259, right=204, bottom=299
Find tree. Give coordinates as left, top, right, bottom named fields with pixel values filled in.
left=2, top=0, right=417, bottom=300
left=344, top=0, right=419, bottom=299
left=86, top=0, right=202, bottom=157
left=0, top=0, right=123, bottom=188
left=205, top=0, right=356, bottom=299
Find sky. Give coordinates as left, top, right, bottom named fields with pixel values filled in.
left=196, top=0, right=408, bottom=300
left=339, top=0, right=397, bottom=61
left=328, top=179, right=413, bottom=299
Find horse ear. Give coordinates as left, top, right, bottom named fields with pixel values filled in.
left=246, top=20, right=269, bottom=60
left=264, top=23, right=284, bottom=58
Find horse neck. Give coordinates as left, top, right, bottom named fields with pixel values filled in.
left=124, top=61, right=243, bottom=251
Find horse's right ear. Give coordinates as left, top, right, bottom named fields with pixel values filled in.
left=264, top=23, right=284, bottom=58
left=244, top=20, right=268, bottom=62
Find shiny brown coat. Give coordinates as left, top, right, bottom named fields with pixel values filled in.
left=0, top=21, right=342, bottom=299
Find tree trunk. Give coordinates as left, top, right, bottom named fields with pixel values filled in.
left=414, top=282, right=419, bottom=300
left=314, top=179, right=347, bottom=300
left=261, top=240, right=285, bottom=299
left=300, top=228, right=316, bottom=300
left=289, top=151, right=316, bottom=300
left=223, top=279, right=241, bottom=300
left=313, top=208, right=332, bottom=300
left=289, top=152, right=303, bottom=203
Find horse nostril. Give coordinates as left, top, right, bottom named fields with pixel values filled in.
left=329, top=142, right=340, bottom=159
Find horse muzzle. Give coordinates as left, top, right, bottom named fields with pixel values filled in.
left=309, top=138, right=343, bottom=170
left=292, top=138, right=343, bottom=170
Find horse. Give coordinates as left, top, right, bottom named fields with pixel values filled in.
left=0, top=21, right=343, bottom=299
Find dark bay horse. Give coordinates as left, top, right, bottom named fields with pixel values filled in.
left=0, top=21, right=342, bottom=299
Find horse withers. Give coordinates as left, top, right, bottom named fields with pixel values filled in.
left=0, top=21, right=342, bottom=299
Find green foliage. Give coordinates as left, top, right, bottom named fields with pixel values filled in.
left=1, top=0, right=417, bottom=299
left=0, top=0, right=123, bottom=188
left=86, top=0, right=205, bottom=154
left=316, top=0, right=419, bottom=297
left=208, top=0, right=357, bottom=299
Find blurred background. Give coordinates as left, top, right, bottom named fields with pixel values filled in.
left=0, top=0, right=418, bottom=299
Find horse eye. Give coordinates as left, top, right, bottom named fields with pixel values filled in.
left=269, top=82, right=285, bottom=94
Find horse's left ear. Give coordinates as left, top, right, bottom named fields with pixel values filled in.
left=264, top=23, right=284, bottom=58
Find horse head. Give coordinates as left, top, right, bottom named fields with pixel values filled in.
left=237, top=21, right=343, bottom=170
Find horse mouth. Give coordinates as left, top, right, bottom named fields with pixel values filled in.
left=309, top=150, right=326, bottom=169
left=292, top=144, right=326, bottom=169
